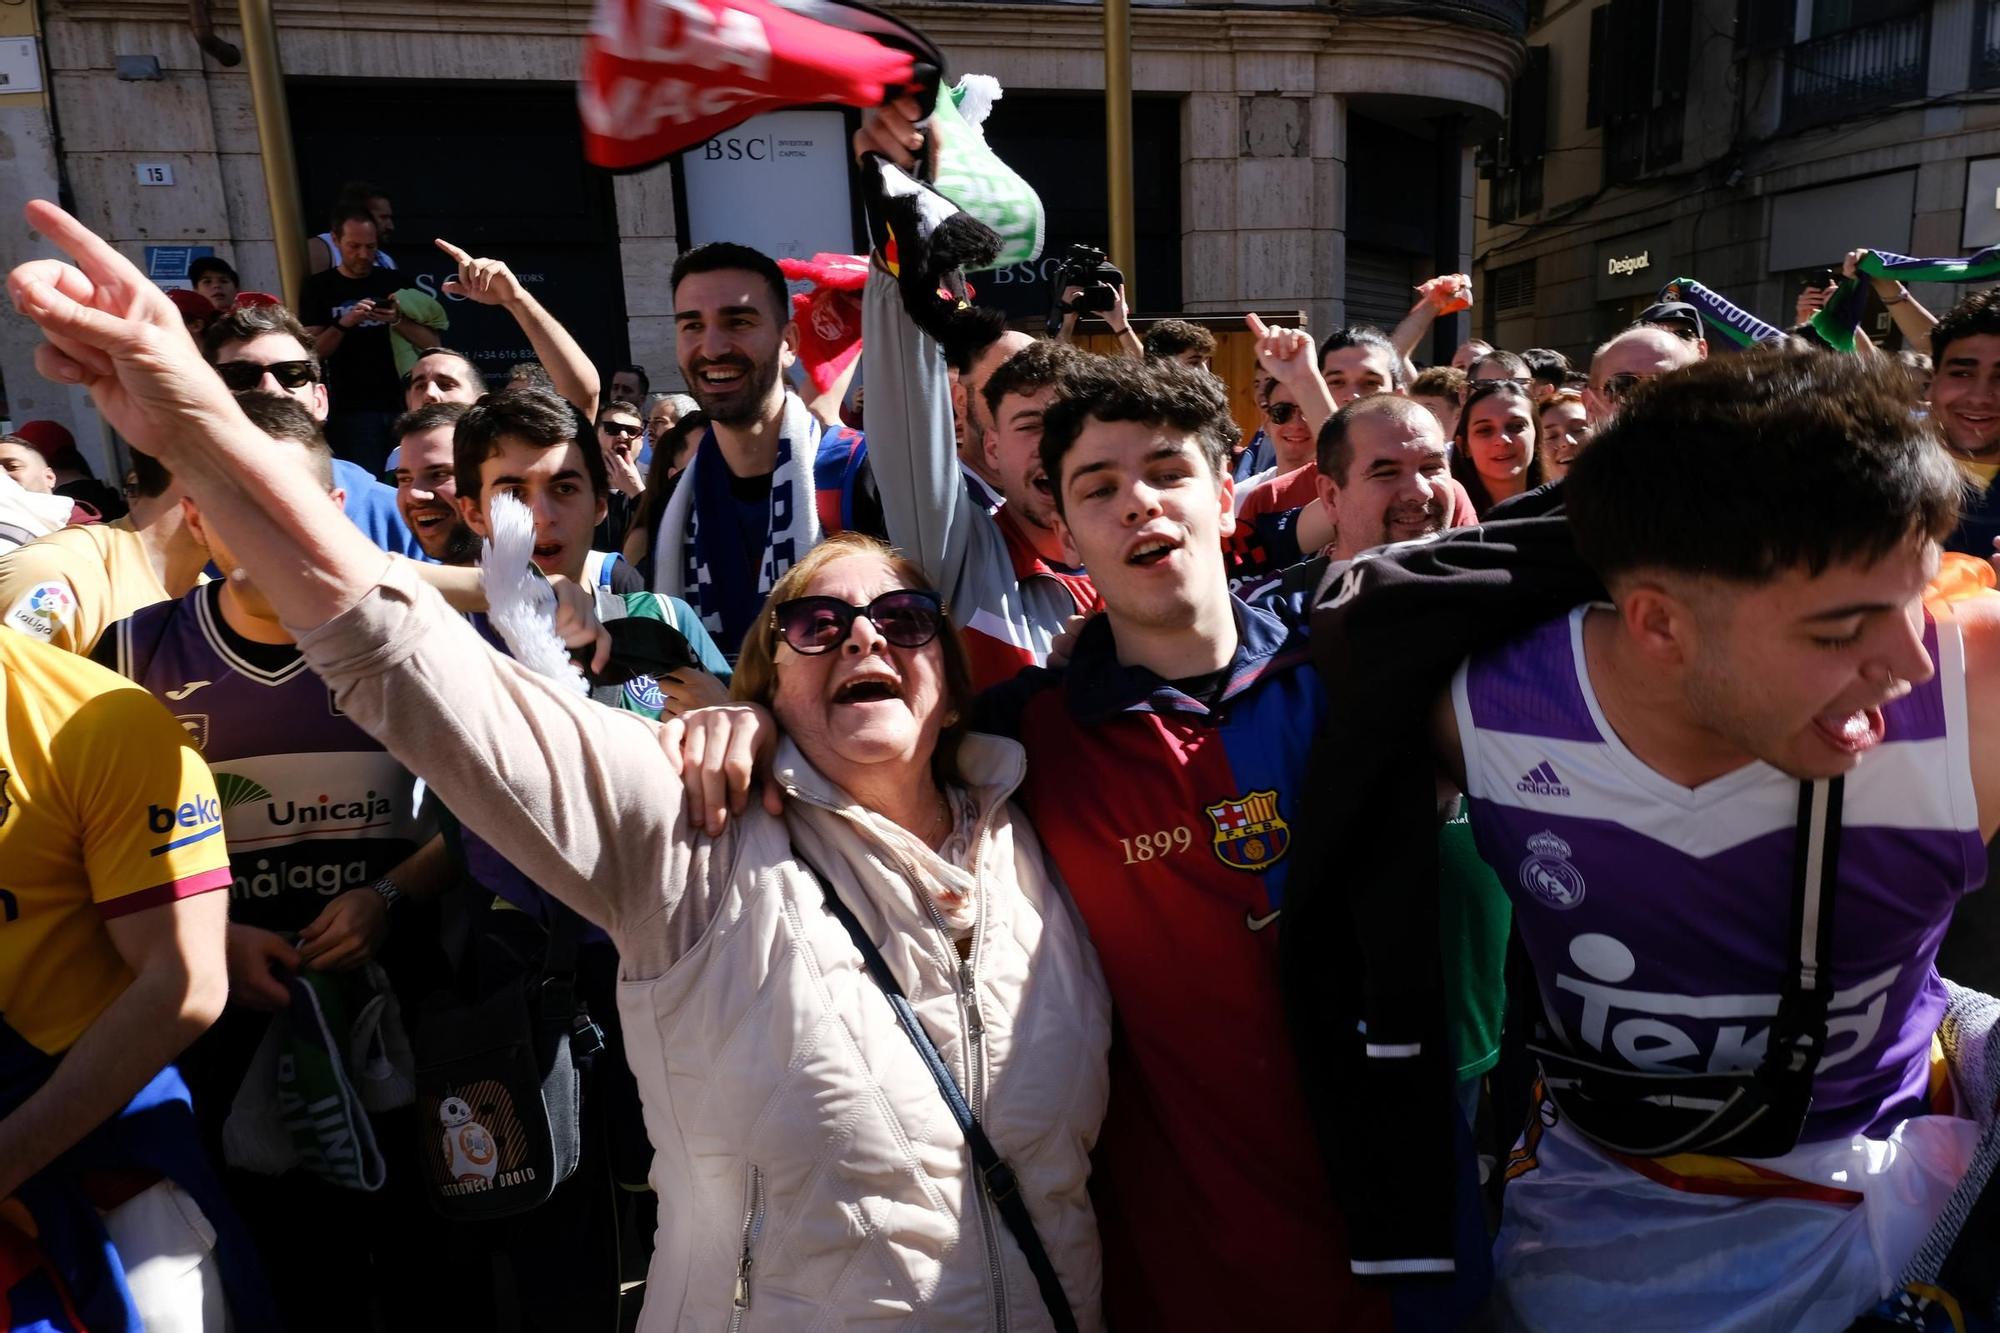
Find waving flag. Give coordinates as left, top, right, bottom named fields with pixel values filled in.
left=779, top=253, right=869, bottom=395
left=580, top=0, right=942, bottom=172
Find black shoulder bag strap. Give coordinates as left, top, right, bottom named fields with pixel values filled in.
left=1764, top=777, right=1846, bottom=1100
left=795, top=849, right=1080, bottom=1333
left=538, top=902, right=601, bottom=1061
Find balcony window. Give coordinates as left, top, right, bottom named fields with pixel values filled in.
left=1599, top=0, right=1691, bottom=184
left=1977, top=0, right=2000, bottom=89
left=1782, top=5, right=1929, bottom=130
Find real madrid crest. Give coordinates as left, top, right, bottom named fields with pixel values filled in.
left=1204, top=789, right=1290, bottom=872
left=1519, top=829, right=1587, bottom=909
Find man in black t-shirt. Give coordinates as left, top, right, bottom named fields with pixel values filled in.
left=301, top=208, right=436, bottom=474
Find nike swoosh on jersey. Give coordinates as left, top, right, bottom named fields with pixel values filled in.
left=164, top=680, right=213, bottom=701
left=1245, top=908, right=1281, bottom=931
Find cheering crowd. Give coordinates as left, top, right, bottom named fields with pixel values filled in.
left=8, top=86, right=2000, bottom=1333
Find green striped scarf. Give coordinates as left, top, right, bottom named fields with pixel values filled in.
left=1812, top=246, right=2000, bottom=352
left=1658, top=278, right=1789, bottom=349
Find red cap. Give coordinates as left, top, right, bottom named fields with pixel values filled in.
left=234, top=291, right=282, bottom=308
left=10, top=419, right=75, bottom=459
left=166, top=288, right=216, bottom=323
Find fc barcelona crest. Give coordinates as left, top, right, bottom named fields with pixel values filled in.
left=1204, top=789, right=1290, bottom=872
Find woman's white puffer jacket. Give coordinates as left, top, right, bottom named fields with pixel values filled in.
left=620, top=733, right=1112, bottom=1331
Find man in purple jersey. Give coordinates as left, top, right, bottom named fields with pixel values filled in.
left=1430, top=348, right=2000, bottom=1329
left=93, top=393, right=451, bottom=1333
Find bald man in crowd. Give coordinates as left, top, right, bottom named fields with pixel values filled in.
left=1583, top=325, right=1703, bottom=428
left=1486, top=327, right=1701, bottom=520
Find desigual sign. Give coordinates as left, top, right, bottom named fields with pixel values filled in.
left=1606, top=251, right=1650, bottom=277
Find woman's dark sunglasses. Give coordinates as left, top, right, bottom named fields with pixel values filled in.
left=771, top=590, right=947, bottom=655
left=1264, top=400, right=1300, bottom=425
left=217, top=359, right=318, bottom=392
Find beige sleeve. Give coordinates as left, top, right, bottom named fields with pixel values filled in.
left=293, top=558, right=693, bottom=938
left=0, top=538, right=100, bottom=654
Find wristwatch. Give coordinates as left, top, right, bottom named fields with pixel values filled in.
left=369, top=876, right=405, bottom=909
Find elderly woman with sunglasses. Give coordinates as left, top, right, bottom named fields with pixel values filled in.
left=11, top=203, right=1111, bottom=1333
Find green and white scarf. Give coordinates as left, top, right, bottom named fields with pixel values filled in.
left=1813, top=246, right=2000, bottom=352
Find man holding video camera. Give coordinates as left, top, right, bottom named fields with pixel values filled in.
left=1052, top=242, right=1145, bottom=358
left=302, top=205, right=437, bottom=474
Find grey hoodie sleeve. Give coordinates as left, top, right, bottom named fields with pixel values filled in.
left=860, top=266, right=1008, bottom=616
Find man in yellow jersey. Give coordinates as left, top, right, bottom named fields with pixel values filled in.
left=0, top=626, right=269, bottom=1330
left=0, top=444, right=207, bottom=655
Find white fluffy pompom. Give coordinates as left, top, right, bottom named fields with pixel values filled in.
left=478, top=492, right=587, bottom=695
left=954, top=74, right=1001, bottom=130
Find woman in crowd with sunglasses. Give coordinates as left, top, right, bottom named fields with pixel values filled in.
left=1235, top=374, right=1318, bottom=506
left=462, top=526, right=1118, bottom=1330
left=1451, top=377, right=1548, bottom=516
left=17, top=193, right=1116, bottom=1326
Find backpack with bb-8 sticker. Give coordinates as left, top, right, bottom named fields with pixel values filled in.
left=412, top=907, right=589, bottom=1219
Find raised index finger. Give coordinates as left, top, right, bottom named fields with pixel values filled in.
left=1245, top=312, right=1270, bottom=338
left=434, top=237, right=473, bottom=264
left=23, top=200, right=154, bottom=316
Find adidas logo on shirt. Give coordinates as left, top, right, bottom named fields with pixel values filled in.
left=1516, top=761, right=1571, bottom=798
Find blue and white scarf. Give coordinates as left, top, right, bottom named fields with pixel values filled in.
left=652, top=391, right=824, bottom=659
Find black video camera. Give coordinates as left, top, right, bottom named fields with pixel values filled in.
left=1045, top=243, right=1125, bottom=333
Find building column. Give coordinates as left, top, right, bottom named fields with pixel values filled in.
left=614, top=164, right=682, bottom=393
left=1180, top=92, right=1238, bottom=315
left=1233, top=90, right=1315, bottom=324
left=1309, top=92, right=1347, bottom=335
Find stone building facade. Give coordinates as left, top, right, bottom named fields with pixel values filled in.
left=1476, top=0, right=2000, bottom=364
left=0, top=0, right=1523, bottom=469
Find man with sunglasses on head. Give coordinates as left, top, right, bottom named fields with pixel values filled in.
left=405, top=239, right=603, bottom=421
left=204, top=303, right=425, bottom=560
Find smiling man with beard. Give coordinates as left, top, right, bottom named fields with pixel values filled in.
left=650, top=242, right=869, bottom=661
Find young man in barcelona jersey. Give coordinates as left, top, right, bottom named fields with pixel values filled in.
left=975, top=354, right=1491, bottom=1330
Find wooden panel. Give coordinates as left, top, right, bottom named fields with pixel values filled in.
left=1069, top=310, right=1306, bottom=458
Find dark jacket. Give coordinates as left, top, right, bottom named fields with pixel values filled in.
left=1282, top=518, right=1602, bottom=1270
